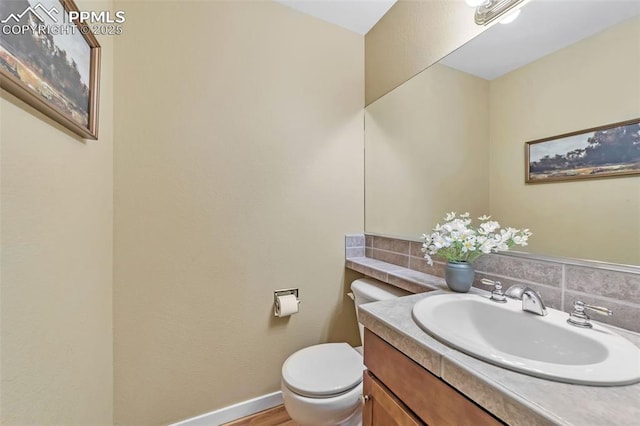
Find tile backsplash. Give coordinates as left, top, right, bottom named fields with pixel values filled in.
left=345, top=234, right=365, bottom=258
left=346, top=234, right=640, bottom=333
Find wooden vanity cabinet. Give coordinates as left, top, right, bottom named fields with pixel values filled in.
left=363, top=329, right=503, bottom=426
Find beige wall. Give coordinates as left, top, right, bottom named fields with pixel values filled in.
left=365, top=0, right=487, bottom=105
left=113, top=1, right=364, bottom=424
left=490, top=16, right=640, bottom=265
left=365, top=63, right=490, bottom=238
left=0, top=0, right=114, bottom=424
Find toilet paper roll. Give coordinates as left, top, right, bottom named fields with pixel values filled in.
left=275, top=294, right=299, bottom=317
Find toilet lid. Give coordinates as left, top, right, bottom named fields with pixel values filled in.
left=282, top=343, right=364, bottom=398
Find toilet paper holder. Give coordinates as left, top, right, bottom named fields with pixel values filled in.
left=274, top=288, right=300, bottom=317
left=274, top=288, right=299, bottom=303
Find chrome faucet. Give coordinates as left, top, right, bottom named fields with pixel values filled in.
left=504, top=285, right=548, bottom=316
left=521, top=288, right=548, bottom=316
left=505, top=284, right=525, bottom=300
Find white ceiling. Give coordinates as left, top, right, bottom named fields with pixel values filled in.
left=440, top=0, right=640, bottom=80
left=275, top=0, right=397, bottom=35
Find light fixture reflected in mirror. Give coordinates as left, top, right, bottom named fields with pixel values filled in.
left=469, top=0, right=529, bottom=25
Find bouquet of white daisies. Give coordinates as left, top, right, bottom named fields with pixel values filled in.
left=421, top=212, right=532, bottom=266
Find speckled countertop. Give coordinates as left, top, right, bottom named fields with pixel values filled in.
left=359, top=290, right=640, bottom=426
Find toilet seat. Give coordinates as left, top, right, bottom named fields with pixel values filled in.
left=282, top=343, right=364, bottom=398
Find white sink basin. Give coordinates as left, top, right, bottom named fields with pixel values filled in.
left=412, top=293, right=640, bottom=386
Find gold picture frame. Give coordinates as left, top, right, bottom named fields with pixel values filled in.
left=525, top=118, right=640, bottom=184
left=0, top=0, right=101, bottom=139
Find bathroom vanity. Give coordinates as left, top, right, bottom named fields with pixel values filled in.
left=358, top=291, right=640, bottom=425
left=346, top=234, right=640, bottom=424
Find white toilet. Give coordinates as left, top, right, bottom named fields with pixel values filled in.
left=281, top=278, right=410, bottom=426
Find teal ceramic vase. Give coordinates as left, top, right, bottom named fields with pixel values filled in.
left=445, top=261, right=474, bottom=293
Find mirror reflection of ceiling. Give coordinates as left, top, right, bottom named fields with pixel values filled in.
left=441, top=0, right=640, bottom=80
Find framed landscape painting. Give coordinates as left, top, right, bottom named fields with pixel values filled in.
left=0, top=0, right=101, bottom=139
left=525, top=118, right=640, bottom=183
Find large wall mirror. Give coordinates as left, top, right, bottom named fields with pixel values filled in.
left=365, top=0, right=640, bottom=266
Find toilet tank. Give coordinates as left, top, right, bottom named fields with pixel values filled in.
left=350, top=278, right=410, bottom=346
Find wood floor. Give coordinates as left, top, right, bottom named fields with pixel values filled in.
left=223, top=405, right=297, bottom=426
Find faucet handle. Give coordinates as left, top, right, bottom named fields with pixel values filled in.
left=567, top=300, right=612, bottom=328
left=583, top=302, right=613, bottom=317
left=482, top=278, right=507, bottom=303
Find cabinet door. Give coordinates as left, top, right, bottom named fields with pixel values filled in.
left=363, top=371, right=424, bottom=426
left=364, top=329, right=503, bottom=426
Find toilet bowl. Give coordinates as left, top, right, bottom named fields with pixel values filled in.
left=281, top=278, right=409, bottom=426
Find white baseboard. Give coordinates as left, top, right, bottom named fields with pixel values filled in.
left=170, top=391, right=284, bottom=426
